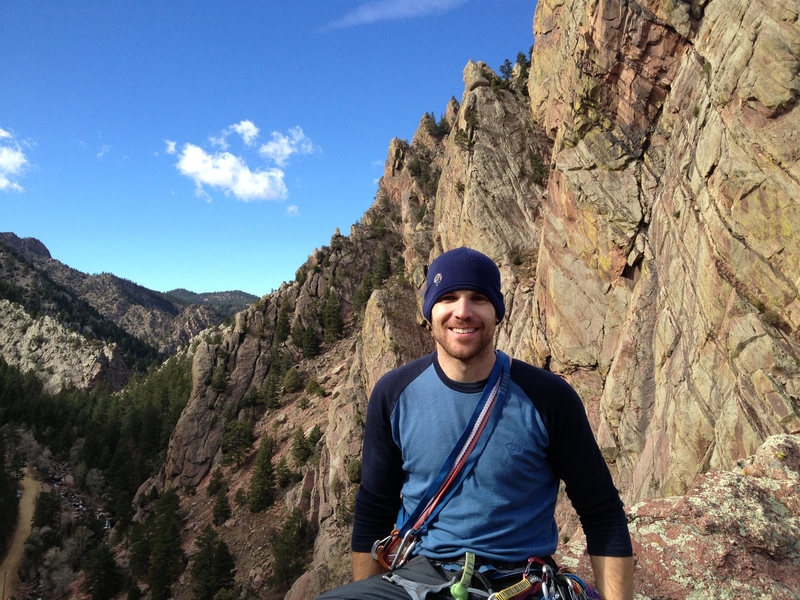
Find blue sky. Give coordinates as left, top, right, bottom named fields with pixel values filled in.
left=2, top=1, right=537, bottom=297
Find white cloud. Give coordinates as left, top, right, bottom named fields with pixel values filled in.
left=327, top=0, right=468, bottom=29
left=0, top=129, right=29, bottom=192
left=210, top=120, right=260, bottom=150
left=170, top=123, right=314, bottom=202
left=259, top=126, right=315, bottom=167
left=176, top=143, right=288, bottom=201
left=232, top=120, right=259, bottom=146
left=96, top=145, right=111, bottom=159
left=286, top=205, right=300, bottom=217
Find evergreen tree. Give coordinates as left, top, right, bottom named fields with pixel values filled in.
left=373, top=249, right=391, bottom=286
left=128, top=521, right=151, bottom=577
left=276, top=457, right=292, bottom=488
left=147, top=489, right=184, bottom=600
left=291, top=429, right=312, bottom=467
left=283, top=367, right=303, bottom=394
left=190, top=525, right=236, bottom=600
left=212, top=488, right=231, bottom=525
left=301, top=326, right=320, bottom=359
left=322, top=288, right=343, bottom=342
left=82, top=543, right=122, bottom=600
left=221, top=419, right=253, bottom=466
left=207, top=468, right=227, bottom=496
left=248, top=438, right=276, bottom=513
left=274, top=301, right=290, bottom=345
left=0, top=438, right=19, bottom=556
left=307, top=424, right=322, bottom=447
left=270, top=508, right=313, bottom=587
left=291, top=321, right=305, bottom=348
left=500, top=58, right=514, bottom=80
left=261, top=371, right=282, bottom=409
left=352, top=272, right=374, bottom=315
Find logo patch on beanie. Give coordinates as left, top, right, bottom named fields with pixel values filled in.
left=433, top=273, right=442, bottom=286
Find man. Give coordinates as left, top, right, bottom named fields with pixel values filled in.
left=318, top=247, right=633, bottom=600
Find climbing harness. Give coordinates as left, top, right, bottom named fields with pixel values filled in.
left=372, top=352, right=512, bottom=571
left=484, top=558, right=600, bottom=600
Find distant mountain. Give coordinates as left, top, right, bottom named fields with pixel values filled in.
left=0, top=232, right=258, bottom=391
left=164, top=288, right=258, bottom=315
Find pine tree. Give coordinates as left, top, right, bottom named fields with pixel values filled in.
left=274, top=300, right=290, bottom=345
left=0, top=439, right=19, bottom=556
left=248, top=438, right=276, bottom=513
left=373, top=249, right=391, bottom=286
left=301, top=326, right=320, bottom=359
left=207, top=468, right=227, bottom=496
left=82, top=543, right=122, bottom=599
left=270, top=508, right=313, bottom=587
left=190, top=525, right=236, bottom=600
left=500, top=58, right=514, bottom=80
left=212, top=488, right=231, bottom=525
left=147, top=489, right=184, bottom=600
left=262, top=371, right=282, bottom=409
left=221, top=419, right=253, bottom=466
left=276, top=457, right=292, bottom=488
left=291, top=429, right=312, bottom=467
left=283, top=367, right=303, bottom=393
left=322, top=288, right=343, bottom=342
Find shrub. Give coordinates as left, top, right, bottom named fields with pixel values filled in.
left=346, top=459, right=362, bottom=484
left=283, top=367, right=303, bottom=394
left=305, top=379, right=325, bottom=398
left=207, top=469, right=227, bottom=496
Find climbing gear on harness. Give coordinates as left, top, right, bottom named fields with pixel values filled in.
left=484, top=557, right=599, bottom=600
left=449, top=551, right=475, bottom=600
left=372, top=352, right=512, bottom=571
left=488, top=577, right=537, bottom=600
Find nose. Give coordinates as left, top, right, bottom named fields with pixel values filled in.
left=452, top=296, right=474, bottom=320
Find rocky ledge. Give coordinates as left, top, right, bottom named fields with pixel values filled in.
left=557, top=434, right=800, bottom=599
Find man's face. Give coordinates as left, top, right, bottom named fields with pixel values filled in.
left=430, top=289, right=497, bottom=364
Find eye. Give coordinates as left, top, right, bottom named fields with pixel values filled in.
left=471, top=293, right=489, bottom=303
left=439, top=293, right=458, bottom=303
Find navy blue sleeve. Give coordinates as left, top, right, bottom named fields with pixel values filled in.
left=351, top=355, right=433, bottom=553
left=511, top=361, right=633, bottom=557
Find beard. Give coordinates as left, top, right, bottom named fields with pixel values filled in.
left=431, top=319, right=496, bottom=364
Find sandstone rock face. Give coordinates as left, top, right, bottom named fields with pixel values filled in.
left=0, top=299, right=128, bottom=393
left=523, top=0, right=800, bottom=503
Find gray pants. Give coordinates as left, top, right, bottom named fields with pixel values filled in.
left=315, top=555, right=525, bottom=600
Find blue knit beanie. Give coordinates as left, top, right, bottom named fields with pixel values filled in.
left=422, top=247, right=505, bottom=322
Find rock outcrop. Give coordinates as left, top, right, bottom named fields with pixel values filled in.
left=0, top=299, right=128, bottom=393
left=557, top=434, right=800, bottom=599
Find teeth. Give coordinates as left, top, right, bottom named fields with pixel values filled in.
left=453, top=328, right=476, bottom=334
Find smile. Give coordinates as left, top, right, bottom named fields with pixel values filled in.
left=452, top=328, right=478, bottom=334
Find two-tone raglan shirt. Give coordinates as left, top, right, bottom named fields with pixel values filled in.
left=351, top=352, right=632, bottom=562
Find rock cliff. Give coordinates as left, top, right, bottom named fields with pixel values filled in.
left=152, top=0, right=799, bottom=597
left=0, top=233, right=256, bottom=391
